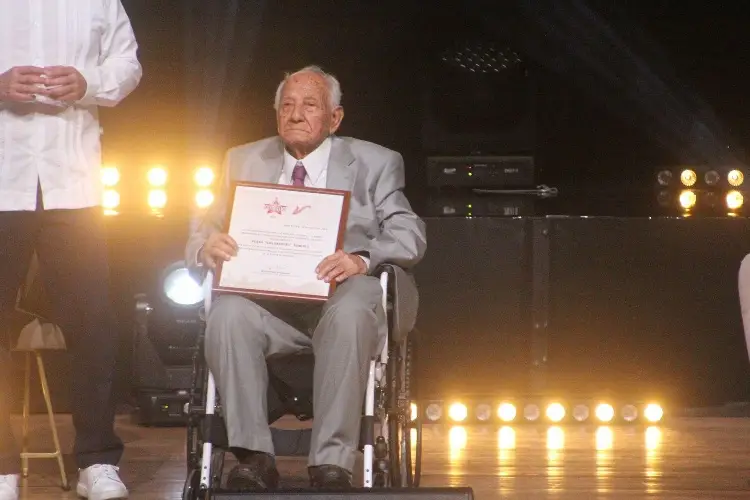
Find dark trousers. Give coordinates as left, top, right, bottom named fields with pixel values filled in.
left=0, top=205, right=123, bottom=474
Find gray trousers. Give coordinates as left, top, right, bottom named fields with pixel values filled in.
left=204, top=275, right=386, bottom=471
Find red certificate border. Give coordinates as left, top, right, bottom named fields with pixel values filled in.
left=213, top=181, right=351, bottom=302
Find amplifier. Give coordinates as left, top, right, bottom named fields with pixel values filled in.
left=427, top=155, right=535, bottom=188
left=134, top=389, right=190, bottom=426
left=424, top=193, right=536, bottom=217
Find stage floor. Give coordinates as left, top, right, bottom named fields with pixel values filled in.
left=13, top=414, right=750, bottom=499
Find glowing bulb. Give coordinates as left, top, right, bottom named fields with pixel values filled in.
left=194, top=167, right=214, bottom=187
left=102, top=189, right=120, bottom=209
left=101, top=166, right=120, bottom=186
left=448, top=403, right=468, bottom=422
left=728, top=169, right=744, bottom=187
left=546, top=403, right=566, bottom=423
left=147, top=166, right=168, bottom=186
left=148, top=189, right=167, bottom=209
left=497, top=403, right=517, bottom=422
left=195, top=189, right=214, bottom=208
left=679, top=190, right=697, bottom=209
left=643, top=404, right=664, bottom=423
left=595, top=403, right=615, bottom=422
left=680, top=169, right=697, bottom=187
left=726, top=190, right=744, bottom=210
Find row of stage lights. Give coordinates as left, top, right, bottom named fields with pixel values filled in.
left=412, top=401, right=664, bottom=425
left=100, top=165, right=216, bottom=213
left=656, top=167, right=746, bottom=213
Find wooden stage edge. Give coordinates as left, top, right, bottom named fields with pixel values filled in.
left=9, top=412, right=750, bottom=499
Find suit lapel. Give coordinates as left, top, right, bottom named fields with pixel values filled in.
left=257, top=137, right=285, bottom=183
left=326, top=137, right=356, bottom=192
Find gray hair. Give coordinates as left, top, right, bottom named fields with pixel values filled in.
left=273, top=65, right=342, bottom=111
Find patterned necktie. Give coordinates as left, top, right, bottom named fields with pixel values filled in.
left=292, top=161, right=307, bottom=187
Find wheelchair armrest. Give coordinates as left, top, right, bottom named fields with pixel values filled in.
left=375, top=263, right=419, bottom=344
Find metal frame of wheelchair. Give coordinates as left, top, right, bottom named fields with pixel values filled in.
left=181, top=269, right=422, bottom=499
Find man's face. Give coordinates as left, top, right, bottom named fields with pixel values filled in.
left=277, top=72, right=343, bottom=158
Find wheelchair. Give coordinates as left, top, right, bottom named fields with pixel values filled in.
left=182, top=266, right=422, bottom=499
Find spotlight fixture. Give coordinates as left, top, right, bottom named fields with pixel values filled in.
left=726, top=190, right=744, bottom=210
left=147, top=166, right=168, bottom=186
left=679, top=190, right=697, bottom=210
left=425, top=403, right=443, bottom=422
left=572, top=404, right=590, bottom=422
left=101, top=165, right=120, bottom=186
left=102, top=189, right=120, bottom=210
left=595, top=403, right=615, bottom=423
left=148, top=189, right=168, bottom=209
left=656, top=170, right=673, bottom=186
left=475, top=403, right=492, bottom=422
left=546, top=402, right=566, bottom=422
left=497, top=402, right=517, bottom=422
left=195, top=189, right=214, bottom=208
left=448, top=402, right=468, bottom=422
left=728, top=169, right=744, bottom=187
left=523, top=404, right=540, bottom=421
left=161, top=261, right=204, bottom=308
left=643, top=403, right=664, bottom=423
left=680, top=169, right=697, bottom=187
left=704, top=170, right=720, bottom=186
left=194, top=166, right=215, bottom=187
left=621, top=404, right=638, bottom=422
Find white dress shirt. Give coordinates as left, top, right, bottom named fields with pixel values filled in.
left=278, top=137, right=332, bottom=188
left=0, top=0, right=142, bottom=211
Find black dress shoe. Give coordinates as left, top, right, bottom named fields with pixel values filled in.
left=308, top=464, right=353, bottom=488
left=226, top=452, right=280, bottom=491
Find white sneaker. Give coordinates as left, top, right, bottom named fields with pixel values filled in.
left=76, top=465, right=128, bottom=500
left=0, top=475, right=19, bottom=500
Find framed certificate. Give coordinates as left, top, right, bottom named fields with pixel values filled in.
left=213, top=181, right=350, bottom=302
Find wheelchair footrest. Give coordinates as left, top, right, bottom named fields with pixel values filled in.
left=209, top=488, right=474, bottom=499
left=271, top=427, right=312, bottom=457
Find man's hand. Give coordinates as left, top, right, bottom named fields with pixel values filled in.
left=316, top=250, right=367, bottom=283
left=0, top=66, right=47, bottom=102
left=200, top=233, right=239, bottom=269
left=41, top=66, right=87, bottom=102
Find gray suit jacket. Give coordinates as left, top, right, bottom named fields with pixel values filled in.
left=185, top=135, right=427, bottom=338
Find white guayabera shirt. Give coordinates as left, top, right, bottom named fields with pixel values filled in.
left=0, top=0, right=142, bottom=211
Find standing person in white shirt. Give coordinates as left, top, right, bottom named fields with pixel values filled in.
left=0, top=1, right=142, bottom=499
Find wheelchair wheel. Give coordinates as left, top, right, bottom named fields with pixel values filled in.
left=387, top=337, right=421, bottom=487
left=181, top=468, right=200, bottom=500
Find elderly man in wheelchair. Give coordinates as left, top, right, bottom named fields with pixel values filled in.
left=183, top=65, right=427, bottom=494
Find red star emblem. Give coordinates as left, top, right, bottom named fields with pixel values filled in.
left=264, top=198, right=287, bottom=215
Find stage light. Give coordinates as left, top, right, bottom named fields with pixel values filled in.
left=425, top=403, right=442, bottom=422
left=726, top=190, right=744, bottom=210
left=680, top=169, right=697, bottom=187
left=523, top=404, right=540, bottom=421
left=162, top=263, right=204, bottom=308
left=643, top=403, right=663, bottom=423
left=546, top=403, right=566, bottom=423
left=595, top=403, right=615, bottom=423
left=102, top=189, right=120, bottom=210
left=101, top=166, right=120, bottom=186
left=448, top=402, right=468, bottom=422
left=497, top=403, right=517, bottom=422
left=195, top=189, right=214, bottom=208
left=147, top=166, right=168, bottom=186
left=475, top=403, right=492, bottom=422
left=148, top=189, right=167, bottom=209
left=195, top=167, right=215, bottom=187
left=572, top=404, right=590, bottom=422
left=728, top=169, right=744, bottom=187
left=410, top=403, right=418, bottom=422
left=622, top=404, right=638, bottom=422
left=656, top=170, right=672, bottom=186
left=679, top=190, right=697, bottom=209
left=704, top=170, right=720, bottom=186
